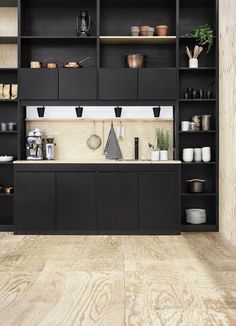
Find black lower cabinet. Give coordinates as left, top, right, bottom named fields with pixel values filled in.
left=139, top=172, right=180, bottom=233
left=14, top=164, right=180, bottom=234
left=57, top=172, right=96, bottom=230
left=15, top=172, right=55, bottom=231
left=98, top=172, right=138, bottom=230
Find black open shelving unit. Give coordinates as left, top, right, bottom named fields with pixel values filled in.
left=0, top=0, right=18, bottom=231
left=0, top=0, right=219, bottom=233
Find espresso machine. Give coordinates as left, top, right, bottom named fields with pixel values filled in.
left=45, top=136, right=56, bottom=160
left=77, top=10, right=91, bottom=37
left=26, top=128, right=44, bottom=160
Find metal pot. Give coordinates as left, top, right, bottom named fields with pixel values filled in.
left=186, top=179, right=206, bottom=193
left=123, top=54, right=146, bottom=68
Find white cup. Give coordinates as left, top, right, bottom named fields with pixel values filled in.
left=189, top=58, right=198, bottom=68
left=181, top=121, right=190, bottom=131
left=194, top=148, right=202, bottom=162
left=202, top=147, right=211, bottom=162
left=183, top=148, right=194, bottom=162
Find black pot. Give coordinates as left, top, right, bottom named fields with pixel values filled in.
left=187, top=179, right=206, bottom=193
left=114, top=107, right=122, bottom=118
left=153, top=107, right=161, bottom=118
left=37, top=107, right=45, bottom=118
left=75, top=106, right=83, bottom=117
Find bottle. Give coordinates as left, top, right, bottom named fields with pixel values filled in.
left=134, top=137, right=139, bottom=160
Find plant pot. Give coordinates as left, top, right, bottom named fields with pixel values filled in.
left=114, top=107, right=122, bottom=118
left=155, top=25, right=168, bottom=36
left=37, top=107, right=45, bottom=118
left=160, top=150, right=168, bottom=161
left=153, top=107, right=161, bottom=118
left=151, top=150, right=160, bottom=161
left=75, top=107, right=83, bottom=117
left=189, top=58, right=198, bottom=68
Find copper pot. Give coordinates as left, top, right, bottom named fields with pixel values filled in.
left=155, top=25, right=168, bottom=36
left=126, top=54, right=146, bottom=68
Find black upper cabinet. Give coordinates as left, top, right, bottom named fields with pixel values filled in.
left=139, top=68, right=177, bottom=100
left=59, top=69, right=97, bottom=100
left=57, top=172, right=96, bottom=230
left=139, top=171, right=180, bottom=232
left=99, top=69, right=138, bottom=100
left=20, top=69, right=58, bottom=100
left=98, top=172, right=138, bottom=230
left=15, top=172, right=55, bottom=231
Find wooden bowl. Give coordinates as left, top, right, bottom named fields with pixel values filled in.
left=47, top=63, right=58, bottom=69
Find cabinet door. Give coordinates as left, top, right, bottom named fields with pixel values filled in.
left=139, top=172, right=180, bottom=233
left=138, top=68, right=177, bottom=100
left=59, top=69, right=97, bottom=100
left=20, top=69, right=58, bottom=100
left=57, top=172, right=96, bottom=230
left=98, top=172, right=138, bottom=230
left=99, top=69, right=138, bottom=100
left=15, top=172, right=55, bottom=231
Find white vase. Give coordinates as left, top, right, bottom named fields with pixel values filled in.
left=189, top=58, right=198, bottom=68
left=151, top=150, right=160, bottom=161
left=194, top=148, right=202, bottom=162
left=160, top=150, right=168, bottom=161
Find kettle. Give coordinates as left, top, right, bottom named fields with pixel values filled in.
left=77, top=11, right=91, bottom=37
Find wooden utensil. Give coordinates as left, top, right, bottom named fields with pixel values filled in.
left=186, top=46, right=192, bottom=59
left=193, top=45, right=199, bottom=58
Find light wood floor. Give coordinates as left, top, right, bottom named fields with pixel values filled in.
left=0, top=233, right=236, bottom=326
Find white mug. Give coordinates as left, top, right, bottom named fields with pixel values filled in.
left=194, top=148, right=202, bottom=162
left=181, top=121, right=190, bottom=131
left=183, top=148, right=194, bottom=162
left=189, top=58, right=198, bottom=68
left=151, top=150, right=160, bottom=161
left=202, top=147, right=211, bottom=162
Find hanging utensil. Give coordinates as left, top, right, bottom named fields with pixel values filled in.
left=87, top=121, right=102, bottom=150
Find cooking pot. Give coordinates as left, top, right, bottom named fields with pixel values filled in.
left=186, top=179, right=206, bottom=193
left=123, top=54, right=146, bottom=68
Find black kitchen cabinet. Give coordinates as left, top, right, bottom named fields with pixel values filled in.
left=98, top=172, right=138, bottom=230
left=138, top=68, right=177, bottom=100
left=139, top=172, right=180, bottom=233
left=57, top=172, right=96, bottom=230
left=59, top=69, right=97, bottom=100
left=99, top=69, right=138, bottom=100
left=15, top=172, right=55, bottom=231
left=20, top=69, right=58, bottom=100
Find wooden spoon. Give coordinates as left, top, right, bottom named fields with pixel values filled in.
left=193, top=45, right=199, bottom=58
left=186, top=46, right=192, bottom=59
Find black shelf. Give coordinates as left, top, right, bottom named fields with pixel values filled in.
left=179, top=130, right=216, bottom=134
left=0, top=131, right=18, bottom=134
left=179, top=67, right=216, bottom=70
left=0, top=224, right=14, bottom=231
left=179, top=99, right=216, bottom=102
left=181, top=223, right=218, bottom=232
left=0, top=37, right=17, bottom=44
left=0, top=100, right=18, bottom=103
left=182, top=162, right=216, bottom=165
left=21, top=36, right=97, bottom=40
left=0, top=193, right=14, bottom=197
left=181, top=193, right=216, bottom=197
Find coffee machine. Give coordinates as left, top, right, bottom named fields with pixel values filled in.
left=45, top=136, right=56, bottom=160
left=26, top=129, right=44, bottom=160
left=77, top=10, right=91, bottom=37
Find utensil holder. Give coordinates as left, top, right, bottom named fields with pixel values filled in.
left=189, top=58, right=198, bottom=68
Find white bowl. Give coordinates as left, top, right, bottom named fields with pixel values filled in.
left=0, top=155, right=14, bottom=162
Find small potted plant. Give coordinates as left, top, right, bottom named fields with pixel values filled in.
left=185, top=24, right=214, bottom=54
left=156, top=128, right=169, bottom=161
left=148, top=143, right=160, bottom=161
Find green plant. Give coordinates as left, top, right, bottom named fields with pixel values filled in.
left=185, top=24, right=214, bottom=53
left=156, top=128, right=169, bottom=151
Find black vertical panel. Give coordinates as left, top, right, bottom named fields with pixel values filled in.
left=57, top=172, right=96, bottom=230
left=15, top=172, right=55, bottom=231
left=98, top=172, right=138, bottom=230
left=139, top=172, right=180, bottom=233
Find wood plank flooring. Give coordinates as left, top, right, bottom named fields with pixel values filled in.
left=0, top=233, right=236, bottom=325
